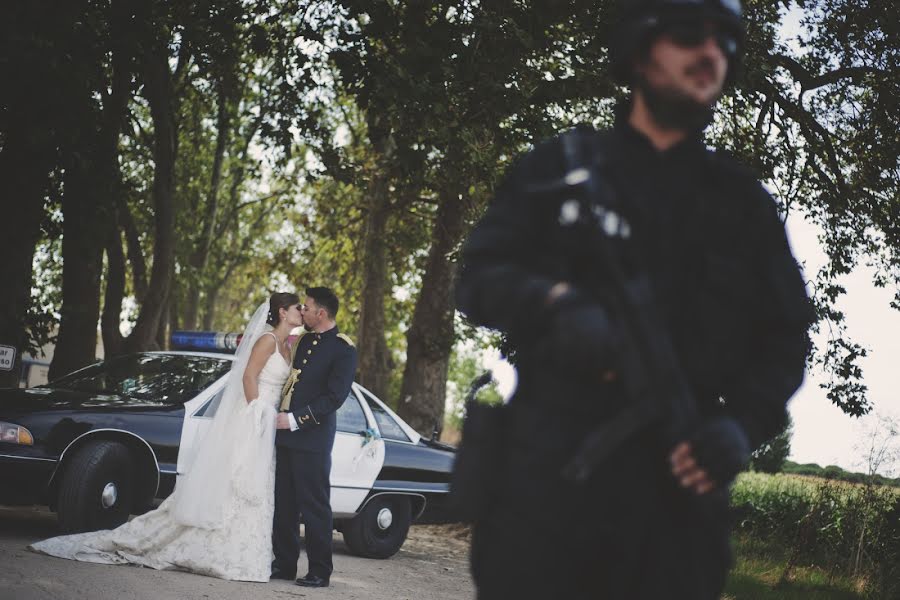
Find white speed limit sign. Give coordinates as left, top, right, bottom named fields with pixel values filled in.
left=0, top=345, right=16, bottom=371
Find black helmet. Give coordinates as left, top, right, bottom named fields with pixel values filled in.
left=609, top=0, right=745, bottom=84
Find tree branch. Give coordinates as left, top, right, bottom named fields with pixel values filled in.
left=762, top=80, right=850, bottom=197
left=117, top=196, right=148, bottom=302
left=771, top=53, right=887, bottom=93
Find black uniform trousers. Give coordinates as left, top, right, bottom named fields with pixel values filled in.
left=273, top=446, right=333, bottom=579
left=470, top=401, right=731, bottom=600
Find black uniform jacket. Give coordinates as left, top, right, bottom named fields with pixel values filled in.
left=275, top=326, right=358, bottom=453
left=456, top=118, right=813, bottom=452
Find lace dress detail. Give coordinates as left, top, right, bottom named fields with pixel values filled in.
left=29, top=348, right=291, bottom=582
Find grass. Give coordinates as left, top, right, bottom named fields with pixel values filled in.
left=723, top=534, right=868, bottom=600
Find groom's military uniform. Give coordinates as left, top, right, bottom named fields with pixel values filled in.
left=273, top=326, right=357, bottom=581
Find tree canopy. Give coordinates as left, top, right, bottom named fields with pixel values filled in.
left=1, top=0, right=896, bottom=432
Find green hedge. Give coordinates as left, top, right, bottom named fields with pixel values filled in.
left=731, top=473, right=900, bottom=598
left=781, top=461, right=900, bottom=488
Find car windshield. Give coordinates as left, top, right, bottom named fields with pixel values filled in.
left=44, top=353, right=231, bottom=405
left=358, top=388, right=411, bottom=442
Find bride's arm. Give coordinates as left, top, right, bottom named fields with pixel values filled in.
left=242, top=335, right=275, bottom=403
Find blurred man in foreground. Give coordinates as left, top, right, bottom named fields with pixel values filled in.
left=455, top=1, right=811, bottom=598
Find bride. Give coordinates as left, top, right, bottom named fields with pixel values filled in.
left=30, top=292, right=303, bottom=582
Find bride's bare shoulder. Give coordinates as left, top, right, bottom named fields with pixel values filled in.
left=250, top=332, right=277, bottom=354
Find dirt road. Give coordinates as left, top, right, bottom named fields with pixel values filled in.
left=0, top=507, right=475, bottom=600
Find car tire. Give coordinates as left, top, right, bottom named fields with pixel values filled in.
left=342, top=495, right=412, bottom=559
left=56, top=440, right=135, bottom=534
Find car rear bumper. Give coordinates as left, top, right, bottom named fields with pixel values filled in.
left=0, top=453, right=56, bottom=505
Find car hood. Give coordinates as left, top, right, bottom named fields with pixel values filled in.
left=420, top=437, right=457, bottom=453
left=0, top=386, right=174, bottom=414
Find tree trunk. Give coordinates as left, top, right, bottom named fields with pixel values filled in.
left=50, top=134, right=107, bottom=379
left=102, top=222, right=127, bottom=358
left=0, top=125, right=55, bottom=388
left=184, top=86, right=231, bottom=330
left=123, top=42, right=177, bottom=352
left=183, top=290, right=200, bottom=331
left=397, top=187, right=468, bottom=435
left=119, top=200, right=148, bottom=303
left=202, top=286, right=220, bottom=330
left=356, top=170, right=394, bottom=400
left=1, top=1, right=96, bottom=386
left=52, top=4, right=133, bottom=374
left=156, top=292, right=170, bottom=350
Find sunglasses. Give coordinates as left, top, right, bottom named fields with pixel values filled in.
left=663, top=21, right=740, bottom=56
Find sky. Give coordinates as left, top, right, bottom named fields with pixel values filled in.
left=782, top=217, right=900, bottom=475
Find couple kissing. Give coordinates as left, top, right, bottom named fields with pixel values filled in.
left=31, top=287, right=356, bottom=588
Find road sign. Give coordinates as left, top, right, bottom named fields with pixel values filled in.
left=0, top=345, right=16, bottom=371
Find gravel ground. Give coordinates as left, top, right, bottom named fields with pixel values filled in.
left=0, top=506, right=475, bottom=600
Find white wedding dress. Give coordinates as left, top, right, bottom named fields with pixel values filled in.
left=30, top=331, right=290, bottom=582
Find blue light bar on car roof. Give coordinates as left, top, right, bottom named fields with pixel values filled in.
left=170, top=331, right=243, bottom=352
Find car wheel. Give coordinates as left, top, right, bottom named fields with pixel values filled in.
left=56, top=440, right=135, bottom=534
left=342, top=495, right=412, bottom=559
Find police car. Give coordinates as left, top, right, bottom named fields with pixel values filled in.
left=0, top=332, right=455, bottom=559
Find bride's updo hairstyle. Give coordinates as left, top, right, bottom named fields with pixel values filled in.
left=266, top=292, right=300, bottom=326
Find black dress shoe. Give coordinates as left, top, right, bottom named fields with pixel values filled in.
left=295, top=574, right=330, bottom=588
left=270, top=566, right=297, bottom=581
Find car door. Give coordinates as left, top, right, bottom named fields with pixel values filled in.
left=330, top=385, right=385, bottom=516
left=177, top=375, right=228, bottom=474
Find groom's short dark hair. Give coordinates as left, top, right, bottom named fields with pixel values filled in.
left=306, top=286, right=339, bottom=319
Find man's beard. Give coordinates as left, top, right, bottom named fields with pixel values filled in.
left=634, top=72, right=717, bottom=132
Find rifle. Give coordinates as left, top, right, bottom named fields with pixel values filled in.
left=529, top=129, right=701, bottom=484
left=448, top=371, right=506, bottom=522
left=465, top=371, right=495, bottom=404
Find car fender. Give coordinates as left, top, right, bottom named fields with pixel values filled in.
left=48, top=428, right=160, bottom=508
left=357, top=491, right=427, bottom=521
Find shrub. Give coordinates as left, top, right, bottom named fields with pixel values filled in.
left=731, top=472, right=900, bottom=597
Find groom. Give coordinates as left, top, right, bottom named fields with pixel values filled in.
left=272, top=286, right=357, bottom=588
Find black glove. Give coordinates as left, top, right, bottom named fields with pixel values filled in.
left=545, top=299, right=620, bottom=380
left=690, top=416, right=751, bottom=486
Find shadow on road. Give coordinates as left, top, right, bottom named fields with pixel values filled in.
left=0, top=507, right=59, bottom=542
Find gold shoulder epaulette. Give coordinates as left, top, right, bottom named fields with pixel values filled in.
left=336, top=333, right=355, bottom=347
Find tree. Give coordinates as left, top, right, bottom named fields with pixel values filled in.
left=324, top=0, right=619, bottom=432
left=709, top=0, right=899, bottom=417
left=6, top=0, right=894, bottom=436
left=751, top=418, right=793, bottom=474
left=0, top=2, right=88, bottom=386
left=51, top=0, right=137, bottom=379
left=855, top=412, right=900, bottom=479
left=98, top=1, right=312, bottom=358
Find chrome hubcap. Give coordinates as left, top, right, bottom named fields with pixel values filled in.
left=101, top=482, right=118, bottom=509
left=376, top=507, right=393, bottom=530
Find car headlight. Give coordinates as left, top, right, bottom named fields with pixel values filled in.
left=0, top=422, right=34, bottom=445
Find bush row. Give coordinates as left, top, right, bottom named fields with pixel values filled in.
left=731, top=472, right=900, bottom=598
left=781, top=460, right=900, bottom=488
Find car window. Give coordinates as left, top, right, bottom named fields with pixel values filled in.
left=359, top=389, right=411, bottom=442
left=47, top=354, right=231, bottom=405
left=194, top=388, right=225, bottom=418
left=336, top=392, right=368, bottom=434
